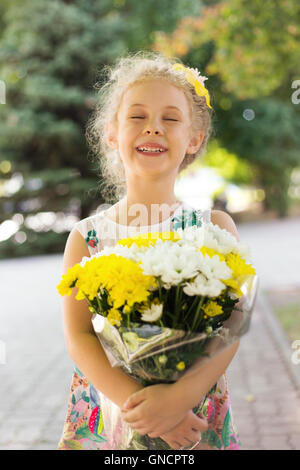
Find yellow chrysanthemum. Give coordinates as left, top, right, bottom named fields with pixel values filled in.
left=202, top=300, right=223, bottom=317
left=66, top=254, right=156, bottom=307
left=225, top=253, right=256, bottom=277
left=117, top=231, right=180, bottom=248
left=56, top=263, right=83, bottom=296
left=176, top=361, right=185, bottom=371
left=200, top=246, right=226, bottom=262
left=107, top=308, right=122, bottom=327
left=74, top=258, right=106, bottom=301
left=123, top=304, right=132, bottom=314
left=222, top=278, right=243, bottom=298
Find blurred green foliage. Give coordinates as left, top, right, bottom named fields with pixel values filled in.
left=0, top=0, right=201, bottom=258
left=153, top=0, right=300, bottom=216
left=1, top=0, right=300, bottom=259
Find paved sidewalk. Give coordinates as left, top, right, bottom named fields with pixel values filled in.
left=226, top=291, right=300, bottom=450
left=0, top=216, right=299, bottom=450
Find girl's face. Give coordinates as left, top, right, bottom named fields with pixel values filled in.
left=107, top=79, right=203, bottom=178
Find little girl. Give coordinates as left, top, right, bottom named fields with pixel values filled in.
left=57, top=51, right=242, bottom=451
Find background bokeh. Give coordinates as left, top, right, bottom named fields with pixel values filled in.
left=1, top=0, right=300, bottom=451
left=1, top=0, right=300, bottom=259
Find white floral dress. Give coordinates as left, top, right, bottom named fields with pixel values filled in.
left=57, top=201, right=242, bottom=450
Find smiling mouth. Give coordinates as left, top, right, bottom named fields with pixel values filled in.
left=135, top=148, right=168, bottom=156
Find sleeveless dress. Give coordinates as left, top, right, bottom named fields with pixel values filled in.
left=57, top=200, right=242, bottom=450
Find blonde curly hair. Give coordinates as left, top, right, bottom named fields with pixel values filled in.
left=85, top=50, right=214, bottom=204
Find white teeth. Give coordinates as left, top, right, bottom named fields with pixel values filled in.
left=137, top=147, right=166, bottom=152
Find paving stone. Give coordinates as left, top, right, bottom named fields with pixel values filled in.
left=235, top=420, right=258, bottom=436
left=4, top=442, right=31, bottom=450
left=252, top=402, right=280, bottom=415
left=30, top=442, right=57, bottom=450
left=259, top=436, right=293, bottom=450
left=288, top=435, right=300, bottom=450
left=256, top=424, right=297, bottom=435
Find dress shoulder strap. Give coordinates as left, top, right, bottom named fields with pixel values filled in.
left=203, top=207, right=211, bottom=223
left=73, top=212, right=104, bottom=254
left=179, top=201, right=211, bottom=226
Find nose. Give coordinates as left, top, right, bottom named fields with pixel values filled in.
left=143, top=119, right=162, bottom=135
left=146, top=130, right=160, bottom=134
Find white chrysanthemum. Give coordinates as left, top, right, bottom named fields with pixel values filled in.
left=234, top=242, right=253, bottom=264
left=175, top=225, right=205, bottom=248
left=141, top=302, right=163, bottom=322
left=183, top=274, right=226, bottom=297
left=229, top=291, right=238, bottom=300
left=199, top=254, right=232, bottom=280
left=79, top=242, right=148, bottom=267
left=175, top=222, right=238, bottom=254
left=203, top=222, right=238, bottom=254
left=79, top=255, right=93, bottom=267
left=138, top=241, right=204, bottom=287
left=176, top=222, right=253, bottom=265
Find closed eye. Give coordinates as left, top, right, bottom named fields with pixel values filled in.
left=130, top=117, right=178, bottom=121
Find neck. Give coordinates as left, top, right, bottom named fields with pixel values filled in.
left=117, top=175, right=181, bottom=227
left=124, top=171, right=179, bottom=207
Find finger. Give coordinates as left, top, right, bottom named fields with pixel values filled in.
left=192, top=413, right=208, bottom=431
left=182, top=437, right=196, bottom=447
left=122, top=391, right=145, bottom=410
left=185, top=429, right=201, bottom=444
left=148, top=424, right=177, bottom=437
left=121, top=410, right=142, bottom=424
left=133, top=427, right=148, bottom=436
left=159, top=434, right=182, bottom=450
left=147, top=430, right=161, bottom=438
left=170, top=441, right=182, bottom=450
left=126, top=420, right=150, bottom=431
left=161, top=438, right=181, bottom=450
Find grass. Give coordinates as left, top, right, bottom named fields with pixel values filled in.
left=272, top=301, right=300, bottom=343
left=263, top=288, right=300, bottom=343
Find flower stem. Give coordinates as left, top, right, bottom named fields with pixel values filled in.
left=174, top=283, right=182, bottom=328
left=95, top=295, right=102, bottom=313
left=157, top=277, right=162, bottom=302
left=184, top=295, right=198, bottom=322
left=154, top=355, right=163, bottom=379
left=191, top=296, right=205, bottom=331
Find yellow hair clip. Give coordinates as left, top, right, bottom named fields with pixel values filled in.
left=171, top=63, right=212, bottom=109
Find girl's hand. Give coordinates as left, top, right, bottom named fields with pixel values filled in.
left=120, top=383, right=188, bottom=437
left=159, top=410, right=208, bottom=450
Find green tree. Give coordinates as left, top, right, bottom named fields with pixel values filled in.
left=217, top=98, right=300, bottom=216
left=0, top=0, right=200, bottom=259
left=153, top=0, right=300, bottom=216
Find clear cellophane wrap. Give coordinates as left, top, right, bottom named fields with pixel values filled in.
left=91, top=274, right=259, bottom=450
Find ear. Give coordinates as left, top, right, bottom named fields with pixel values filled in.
left=186, top=130, right=205, bottom=154
left=105, top=121, right=118, bottom=150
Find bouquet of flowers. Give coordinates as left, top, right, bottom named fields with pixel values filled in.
left=57, top=218, right=258, bottom=450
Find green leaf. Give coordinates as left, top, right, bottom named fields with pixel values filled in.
left=63, top=439, right=83, bottom=450
left=221, top=409, right=231, bottom=449
left=203, top=429, right=222, bottom=449
left=82, top=391, right=90, bottom=402
left=75, top=425, right=106, bottom=443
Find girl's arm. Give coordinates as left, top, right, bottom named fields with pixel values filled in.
left=121, top=339, right=239, bottom=436
left=62, top=228, right=144, bottom=408
left=63, top=229, right=206, bottom=439
left=170, top=338, right=240, bottom=413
